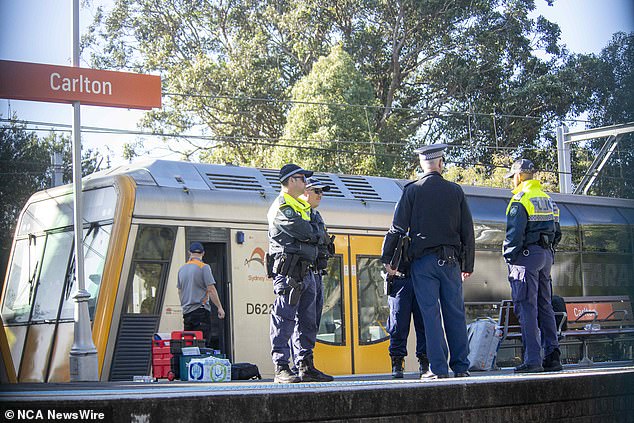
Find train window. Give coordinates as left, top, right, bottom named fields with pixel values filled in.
left=133, top=227, right=176, bottom=261
left=123, top=225, right=175, bottom=314
left=17, top=188, right=116, bottom=237
left=1, top=235, right=44, bottom=324
left=466, top=196, right=507, bottom=225
left=555, top=204, right=580, bottom=252
left=59, top=224, right=114, bottom=321
left=473, top=222, right=506, bottom=250
left=317, top=256, right=344, bottom=345
left=126, top=263, right=163, bottom=314
left=581, top=225, right=631, bottom=253
left=565, top=204, right=631, bottom=253
left=356, top=256, right=389, bottom=345
left=31, top=231, right=74, bottom=322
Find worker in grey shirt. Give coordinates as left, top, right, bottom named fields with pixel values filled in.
left=177, top=242, right=225, bottom=347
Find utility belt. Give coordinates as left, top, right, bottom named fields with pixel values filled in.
left=265, top=252, right=312, bottom=305
left=423, top=245, right=460, bottom=266
left=524, top=233, right=554, bottom=252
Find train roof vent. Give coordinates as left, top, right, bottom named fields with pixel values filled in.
left=311, top=174, right=345, bottom=198
left=206, top=173, right=264, bottom=192
left=260, top=169, right=281, bottom=189
left=128, top=169, right=158, bottom=186
left=340, top=175, right=381, bottom=200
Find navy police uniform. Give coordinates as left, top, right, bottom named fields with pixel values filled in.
left=503, top=159, right=562, bottom=372
left=268, top=165, right=333, bottom=383
left=383, top=144, right=475, bottom=378
left=291, top=178, right=333, bottom=354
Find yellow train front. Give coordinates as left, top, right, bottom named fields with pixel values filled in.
left=1, top=160, right=633, bottom=382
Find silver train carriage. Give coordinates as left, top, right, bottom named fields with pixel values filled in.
left=1, top=159, right=633, bottom=382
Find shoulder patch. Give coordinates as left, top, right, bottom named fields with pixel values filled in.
left=513, top=191, right=525, bottom=200
left=281, top=206, right=296, bottom=218
left=509, top=205, right=519, bottom=217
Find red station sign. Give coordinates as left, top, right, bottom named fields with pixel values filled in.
left=0, top=60, right=161, bottom=109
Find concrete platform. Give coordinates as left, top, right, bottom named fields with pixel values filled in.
left=1, top=363, right=633, bottom=422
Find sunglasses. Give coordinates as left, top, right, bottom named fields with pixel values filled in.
left=312, top=189, right=324, bottom=195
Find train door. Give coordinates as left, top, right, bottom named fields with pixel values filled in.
left=201, top=242, right=230, bottom=356
left=314, top=235, right=391, bottom=374
left=109, top=225, right=176, bottom=381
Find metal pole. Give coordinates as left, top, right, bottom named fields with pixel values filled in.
left=69, top=0, right=98, bottom=382
left=556, top=125, right=572, bottom=194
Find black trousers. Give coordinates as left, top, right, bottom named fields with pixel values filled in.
left=183, top=307, right=211, bottom=348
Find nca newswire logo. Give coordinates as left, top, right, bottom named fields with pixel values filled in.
left=3, top=407, right=106, bottom=421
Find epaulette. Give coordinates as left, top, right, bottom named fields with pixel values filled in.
left=512, top=191, right=525, bottom=201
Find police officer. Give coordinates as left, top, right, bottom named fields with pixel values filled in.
left=503, top=159, right=562, bottom=373
left=268, top=164, right=333, bottom=383
left=289, top=177, right=335, bottom=382
left=300, top=177, right=334, bottom=333
left=384, top=144, right=475, bottom=379
left=177, top=242, right=225, bottom=348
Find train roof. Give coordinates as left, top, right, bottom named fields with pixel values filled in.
left=84, top=159, right=633, bottom=208
left=29, top=158, right=633, bottom=212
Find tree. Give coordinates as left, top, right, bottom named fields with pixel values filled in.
left=258, top=45, right=379, bottom=174
left=87, top=1, right=598, bottom=179
left=581, top=32, right=634, bottom=198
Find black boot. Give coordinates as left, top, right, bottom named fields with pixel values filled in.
left=543, top=349, right=563, bottom=372
left=298, top=356, right=334, bottom=382
left=274, top=364, right=300, bottom=383
left=391, top=356, right=404, bottom=379
left=416, top=354, right=430, bottom=378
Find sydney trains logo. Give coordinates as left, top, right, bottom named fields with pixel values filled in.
left=244, top=247, right=265, bottom=267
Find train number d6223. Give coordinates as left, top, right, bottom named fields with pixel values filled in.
left=246, top=303, right=273, bottom=314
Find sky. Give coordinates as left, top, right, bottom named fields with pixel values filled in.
left=1, top=0, right=633, bottom=168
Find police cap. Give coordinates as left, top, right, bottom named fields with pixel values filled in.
left=189, top=242, right=204, bottom=253
left=413, top=143, right=448, bottom=160
left=305, top=177, right=331, bottom=192
left=504, top=159, right=535, bottom=178
left=279, top=163, right=313, bottom=182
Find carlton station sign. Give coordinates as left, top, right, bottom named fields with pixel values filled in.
left=0, top=60, right=161, bottom=109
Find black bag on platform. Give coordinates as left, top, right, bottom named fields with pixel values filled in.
left=552, top=294, right=567, bottom=331
left=231, top=363, right=262, bottom=380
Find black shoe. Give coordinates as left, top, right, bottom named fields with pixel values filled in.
left=417, top=354, right=429, bottom=378
left=274, top=364, right=300, bottom=383
left=298, top=357, right=334, bottom=382
left=454, top=371, right=470, bottom=377
left=514, top=363, right=544, bottom=373
left=391, top=356, right=404, bottom=379
left=542, top=349, right=563, bottom=372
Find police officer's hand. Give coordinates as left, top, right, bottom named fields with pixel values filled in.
left=461, top=272, right=472, bottom=282
left=384, top=263, right=398, bottom=276
left=217, top=307, right=226, bottom=319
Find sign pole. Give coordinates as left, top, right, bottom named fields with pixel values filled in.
left=69, top=0, right=98, bottom=382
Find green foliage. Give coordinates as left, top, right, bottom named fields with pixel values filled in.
left=265, top=45, right=379, bottom=174
left=571, top=33, right=634, bottom=198
left=86, top=1, right=631, bottom=197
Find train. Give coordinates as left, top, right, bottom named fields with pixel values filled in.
left=1, top=159, right=633, bottom=382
